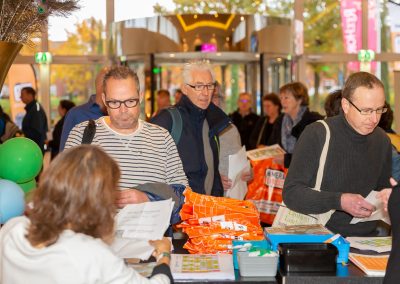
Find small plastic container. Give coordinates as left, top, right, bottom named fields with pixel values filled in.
left=278, top=243, right=338, bottom=273
left=237, top=251, right=279, bottom=277
left=232, top=240, right=271, bottom=269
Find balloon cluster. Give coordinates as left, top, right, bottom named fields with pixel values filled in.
left=0, top=138, right=43, bottom=224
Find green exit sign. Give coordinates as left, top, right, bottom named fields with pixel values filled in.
left=358, top=49, right=375, bottom=62
left=35, top=52, right=52, bottom=64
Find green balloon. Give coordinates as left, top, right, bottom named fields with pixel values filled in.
left=18, top=179, right=37, bottom=194
left=0, top=137, right=43, bottom=183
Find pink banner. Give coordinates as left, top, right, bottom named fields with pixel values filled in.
left=341, top=0, right=362, bottom=71
left=340, top=0, right=378, bottom=72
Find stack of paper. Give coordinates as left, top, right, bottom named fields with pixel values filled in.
left=246, top=144, right=285, bottom=161
left=110, top=199, right=174, bottom=260
left=226, top=146, right=250, bottom=200
left=346, top=237, right=392, bottom=253
left=349, top=253, right=389, bottom=276
left=171, top=254, right=235, bottom=280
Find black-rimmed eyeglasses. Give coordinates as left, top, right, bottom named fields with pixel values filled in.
left=105, top=98, right=139, bottom=109
left=186, top=83, right=216, bottom=91
left=346, top=98, right=387, bottom=115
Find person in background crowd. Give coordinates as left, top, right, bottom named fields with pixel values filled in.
left=249, top=93, right=282, bottom=150
left=47, top=100, right=76, bottom=159
left=267, top=82, right=323, bottom=167
left=59, top=66, right=109, bottom=151
left=283, top=72, right=394, bottom=237
left=324, top=89, right=343, bottom=117
left=174, top=88, right=183, bottom=104
left=20, top=86, right=48, bottom=154
left=0, top=145, right=173, bottom=284
left=0, top=105, right=22, bottom=143
left=152, top=89, right=171, bottom=118
left=151, top=61, right=231, bottom=197
left=229, top=92, right=259, bottom=150
left=212, top=81, right=253, bottom=193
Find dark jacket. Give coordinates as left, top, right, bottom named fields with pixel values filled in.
left=229, top=110, right=259, bottom=150
left=22, top=100, right=48, bottom=153
left=248, top=114, right=283, bottom=150
left=267, top=108, right=323, bottom=167
left=151, top=95, right=231, bottom=196
left=48, top=116, right=66, bottom=159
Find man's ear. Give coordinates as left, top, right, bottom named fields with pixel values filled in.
left=139, top=91, right=144, bottom=103
left=102, top=93, right=107, bottom=105
left=181, top=83, right=188, bottom=94
left=341, top=97, right=349, bottom=114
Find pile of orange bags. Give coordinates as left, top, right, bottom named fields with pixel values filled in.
left=178, top=188, right=264, bottom=254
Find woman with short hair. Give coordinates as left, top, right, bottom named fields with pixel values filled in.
left=268, top=82, right=323, bottom=167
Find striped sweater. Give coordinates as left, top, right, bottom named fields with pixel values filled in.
left=65, top=117, right=188, bottom=189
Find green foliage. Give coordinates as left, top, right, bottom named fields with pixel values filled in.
left=50, top=17, right=105, bottom=99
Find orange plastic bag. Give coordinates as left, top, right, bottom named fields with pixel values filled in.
left=246, top=158, right=288, bottom=225
left=178, top=189, right=263, bottom=254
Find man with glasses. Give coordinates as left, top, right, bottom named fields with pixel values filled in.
left=65, top=66, right=188, bottom=208
left=283, top=71, right=394, bottom=237
left=151, top=61, right=231, bottom=196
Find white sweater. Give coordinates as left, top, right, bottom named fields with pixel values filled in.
left=0, top=217, right=170, bottom=284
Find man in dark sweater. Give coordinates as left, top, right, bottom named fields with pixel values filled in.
left=283, top=72, right=393, bottom=237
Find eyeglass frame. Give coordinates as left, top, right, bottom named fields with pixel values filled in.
left=104, top=98, right=140, bottom=109
left=346, top=98, right=388, bottom=115
left=186, top=82, right=216, bottom=91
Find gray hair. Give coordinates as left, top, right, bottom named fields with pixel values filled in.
left=182, top=60, right=215, bottom=84
left=103, top=65, right=140, bottom=95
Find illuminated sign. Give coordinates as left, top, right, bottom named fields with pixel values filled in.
left=34, top=52, right=52, bottom=64
left=200, top=43, right=217, bottom=52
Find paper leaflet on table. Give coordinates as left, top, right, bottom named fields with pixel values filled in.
left=246, top=144, right=285, bottom=161
left=346, top=236, right=392, bottom=253
left=110, top=199, right=174, bottom=259
left=349, top=253, right=388, bottom=276
left=171, top=254, right=235, bottom=280
left=350, top=190, right=390, bottom=225
left=226, top=146, right=250, bottom=200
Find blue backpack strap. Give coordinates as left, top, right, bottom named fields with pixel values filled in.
left=166, top=107, right=182, bottom=145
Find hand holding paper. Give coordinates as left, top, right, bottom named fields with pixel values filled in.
left=350, top=191, right=390, bottom=225
left=111, top=199, right=174, bottom=259
left=226, top=146, right=250, bottom=200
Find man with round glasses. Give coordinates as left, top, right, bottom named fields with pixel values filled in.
left=65, top=66, right=188, bottom=209
left=283, top=72, right=394, bottom=237
left=151, top=60, right=231, bottom=197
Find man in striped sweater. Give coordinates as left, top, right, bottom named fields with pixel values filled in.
left=65, top=66, right=188, bottom=209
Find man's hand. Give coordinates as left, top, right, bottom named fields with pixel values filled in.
left=220, top=174, right=232, bottom=191
left=376, top=177, right=398, bottom=212
left=340, top=193, right=375, bottom=218
left=115, top=189, right=149, bottom=208
left=241, top=168, right=254, bottom=182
